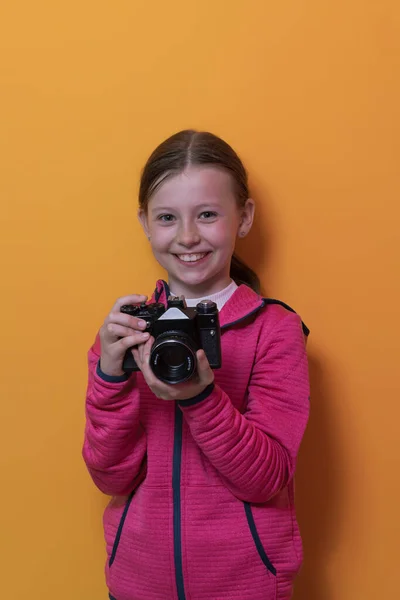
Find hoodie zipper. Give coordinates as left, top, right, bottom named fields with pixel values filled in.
left=171, top=300, right=266, bottom=600
left=173, top=406, right=186, bottom=600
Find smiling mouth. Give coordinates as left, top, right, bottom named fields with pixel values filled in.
left=174, top=252, right=211, bottom=263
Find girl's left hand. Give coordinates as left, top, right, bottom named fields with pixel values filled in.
left=133, top=336, right=214, bottom=401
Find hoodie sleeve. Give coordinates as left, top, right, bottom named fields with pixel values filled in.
left=179, top=310, right=310, bottom=503
left=82, top=334, right=147, bottom=496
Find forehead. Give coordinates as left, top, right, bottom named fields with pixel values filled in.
left=149, top=166, right=236, bottom=208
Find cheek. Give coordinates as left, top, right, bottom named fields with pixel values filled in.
left=149, top=227, right=173, bottom=250
left=209, top=223, right=237, bottom=251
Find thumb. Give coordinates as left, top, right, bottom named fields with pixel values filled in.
left=196, top=350, right=214, bottom=385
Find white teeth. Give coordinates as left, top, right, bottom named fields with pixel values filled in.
left=177, top=253, right=207, bottom=262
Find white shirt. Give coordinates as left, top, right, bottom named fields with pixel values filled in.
left=170, top=280, right=238, bottom=311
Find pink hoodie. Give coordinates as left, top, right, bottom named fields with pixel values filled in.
left=83, top=280, right=310, bottom=600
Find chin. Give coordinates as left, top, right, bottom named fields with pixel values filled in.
left=176, top=272, right=209, bottom=286
left=176, top=270, right=223, bottom=291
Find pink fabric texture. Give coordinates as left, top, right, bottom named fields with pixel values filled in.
left=83, top=280, right=310, bottom=600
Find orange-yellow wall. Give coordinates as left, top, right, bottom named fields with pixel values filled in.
left=1, top=1, right=399, bottom=598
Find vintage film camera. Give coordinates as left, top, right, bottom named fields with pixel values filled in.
left=120, top=296, right=221, bottom=384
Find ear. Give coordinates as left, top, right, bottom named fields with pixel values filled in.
left=238, top=198, right=255, bottom=238
left=138, top=208, right=150, bottom=238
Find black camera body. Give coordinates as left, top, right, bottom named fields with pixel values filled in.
left=120, top=296, right=221, bottom=384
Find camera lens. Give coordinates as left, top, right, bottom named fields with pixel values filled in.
left=162, top=346, right=187, bottom=368
left=150, top=332, right=197, bottom=384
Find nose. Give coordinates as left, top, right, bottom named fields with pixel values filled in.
left=176, top=221, right=201, bottom=248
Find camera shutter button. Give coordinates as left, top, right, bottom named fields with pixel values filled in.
left=197, top=299, right=217, bottom=314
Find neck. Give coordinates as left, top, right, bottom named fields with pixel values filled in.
left=168, top=271, right=233, bottom=299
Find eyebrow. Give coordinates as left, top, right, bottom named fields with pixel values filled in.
left=150, top=207, right=175, bottom=213
left=151, top=203, right=221, bottom=214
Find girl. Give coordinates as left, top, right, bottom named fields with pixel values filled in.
left=83, top=130, right=310, bottom=600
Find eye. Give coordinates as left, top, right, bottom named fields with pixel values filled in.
left=157, top=214, right=175, bottom=223
left=199, top=211, right=217, bottom=220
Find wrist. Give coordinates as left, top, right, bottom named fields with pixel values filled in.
left=97, top=360, right=130, bottom=383
left=179, top=382, right=215, bottom=407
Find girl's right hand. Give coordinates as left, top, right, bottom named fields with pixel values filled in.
left=99, top=294, right=150, bottom=377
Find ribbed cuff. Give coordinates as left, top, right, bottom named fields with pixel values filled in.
left=96, top=360, right=130, bottom=383
left=179, top=383, right=215, bottom=407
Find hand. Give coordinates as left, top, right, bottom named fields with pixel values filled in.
left=133, top=336, right=214, bottom=401
left=99, top=294, right=150, bottom=377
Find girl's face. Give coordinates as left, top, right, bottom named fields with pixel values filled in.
left=139, top=166, right=254, bottom=298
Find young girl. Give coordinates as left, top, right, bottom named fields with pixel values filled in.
left=83, top=130, right=310, bottom=600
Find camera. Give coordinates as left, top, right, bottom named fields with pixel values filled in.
left=120, top=296, right=222, bottom=384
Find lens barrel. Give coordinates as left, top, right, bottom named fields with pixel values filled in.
left=150, top=332, right=197, bottom=384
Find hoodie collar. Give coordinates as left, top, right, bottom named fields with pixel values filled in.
left=150, top=279, right=264, bottom=329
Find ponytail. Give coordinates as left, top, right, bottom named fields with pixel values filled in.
left=230, top=253, right=261, bottom=294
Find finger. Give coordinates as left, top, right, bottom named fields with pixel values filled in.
left=111, top=294, right=148, bottom=312
left=133, top=337, right=153, bottom=373
left=133, top=336, right=180, bottom=400
left=137, top=341, right=146, bottom=367
left=107, top=312, right=148, bottom=331
left=139, top=338, right=174, bottom=393
left=111, top=332, right=150, bottom=353
left=132, top=339, right=172, bottom=399
left=132, top=347, right=141, bottom=368
left=196, top=350, right=214, bottom=385
left=140, top=336, right=154, bottom=369
left=107, top=323, right=149, bottom=340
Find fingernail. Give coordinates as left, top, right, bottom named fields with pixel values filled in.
left=138, top=320, right=146, bottom=328
left=141, top=332, right=150, bottom=338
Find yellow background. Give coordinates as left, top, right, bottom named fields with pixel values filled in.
left=1, top=1, right=399, bottom=598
